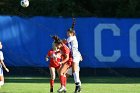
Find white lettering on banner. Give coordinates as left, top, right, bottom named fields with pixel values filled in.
left=130, top=24, right=140, bottom=62
left=94, top=24, right=121, bottom=62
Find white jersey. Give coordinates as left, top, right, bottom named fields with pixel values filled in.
left=67, top=36, right=81, bottom=63
left=67, top=36, right=78, bottom=50
left=0, top=51, right=4, bottom=61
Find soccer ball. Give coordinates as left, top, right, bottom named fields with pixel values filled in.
left=20, top=0, right=29, bottom=8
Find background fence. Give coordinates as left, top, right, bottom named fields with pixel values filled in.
left=0, top=16, right=140, bottom=76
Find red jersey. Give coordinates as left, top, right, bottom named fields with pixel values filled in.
left=47, top=49, right=61, bottom=68
left=61, top=44, right=73, bottom=66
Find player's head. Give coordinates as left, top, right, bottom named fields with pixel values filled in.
left=67, top=28, right=76, bottom=37
left=54, top=39, right=63, bottom=49
left=0, top=42, right=2, bottom=49
left=51, top=35, right=62, bottom=49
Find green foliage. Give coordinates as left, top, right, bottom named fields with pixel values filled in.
left=0, top=0, right=140, bottom=17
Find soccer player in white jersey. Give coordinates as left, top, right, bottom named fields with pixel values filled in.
left=67, top=29, right=82, bottom=93
left=0, top=42, right=9, bottom=87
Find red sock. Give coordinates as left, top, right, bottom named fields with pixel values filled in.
left=64, top=76, right=67, bottom=87
left=59, top=75, right=65, bottom=87
left=50, top=79, right=54, bottom=88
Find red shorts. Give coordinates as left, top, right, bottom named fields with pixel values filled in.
left=49, top=65, right=60, bottom=69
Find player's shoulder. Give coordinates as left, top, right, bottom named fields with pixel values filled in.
left=73, top=36, right=77, bottom=39
left=49, top=49, right=54, bottom=53
left=63, top=44, right=69, bottom=49
left=71, top=36, right=77, bottom=40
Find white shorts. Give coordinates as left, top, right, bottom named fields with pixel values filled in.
left=67, top=67, right=72, bottom=75
left=0, top=65, right=3, bottom=76
left=72, top=49, right=81, bottom=63
left=67, top=66, right=80, bottom=76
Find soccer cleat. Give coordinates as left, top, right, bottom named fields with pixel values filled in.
left=78, top=86, right=81, bottom=92
left=74, top=86, right=81, bottom=93
left=50, top=88, right=53, bottom=93
left=63, top=90, right=67, bottom=93
left=57, top=86, right=66, bottom=93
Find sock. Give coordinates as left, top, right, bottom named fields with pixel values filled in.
left=64, top=76, right=67, bottom=87
left=0, top=81, right=4, bottom=86
left=73, top=72, right=81, bottom=86
left=59, top=75, right=65, bottom=87
left=79, top=80, right=81, bottom=86
left=50, top=79, right=54, bottom=88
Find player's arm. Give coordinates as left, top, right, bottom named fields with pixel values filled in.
left=59, top=54, right=69, bottom=64
left=80, top=55, right=83, bottom=62
left=0, top=60, right=9, bottom=72
left=67, top=37, right=74, bottom=43
left=45, top=55, right=49, bottom=61
left=45, top=51, right=50, bottom=62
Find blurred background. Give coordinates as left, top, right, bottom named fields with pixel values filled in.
left=0, top=0, right=140, bottom=77
left=0, top=0, right=140, bottom=17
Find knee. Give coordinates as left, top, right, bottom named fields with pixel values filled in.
left=51, top=75, right=55, bottom=80
left=59, top=71, right=63, bottom=76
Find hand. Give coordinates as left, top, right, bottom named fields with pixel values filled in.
left=5, top=68, right=9, bottom=72
left=80, top=56, right=83, bottom=61
left=46, top=58, right=49, bottom=61
left=58, top=62, right=63, bottom=65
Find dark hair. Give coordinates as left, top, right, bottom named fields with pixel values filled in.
left=51, top=35, right=59, bottom=41
left=51, top=35, right=62, bottom=45
left=54, top=39, right=62, bottom=45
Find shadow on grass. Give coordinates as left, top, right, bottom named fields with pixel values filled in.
left=5, top=77, right=140, bottom=84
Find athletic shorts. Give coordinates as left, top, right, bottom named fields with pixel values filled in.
left=49, top=65, right=60, bottom=69
left=67, top=66, right=80, bottom=76
left=72, top=49, right=81, bottom=63
left=0, top=65, right=3, bottom=76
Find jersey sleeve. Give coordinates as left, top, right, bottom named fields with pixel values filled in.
left=67, top=36, right=74, bottom=43
left=47, top=50, right=51, bottom=57
left=0, top=51, right=4, bottom=60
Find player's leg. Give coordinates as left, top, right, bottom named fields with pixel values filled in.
left=56, top=65, right=61, bottom=77
left=0, top=68, right=4, bottom=86
left=49, top=67, right=56, bottom=92
left=63, top=67, right=71, bottom=88
left=58, top=63, right=70, bottom=93
left=64, top=67, right=73, bottom=88
left=73, top=62, right=81, bottom=84
left=0, top=76, right=4, bottom=86
left=72, top=59, right=81, bottom=93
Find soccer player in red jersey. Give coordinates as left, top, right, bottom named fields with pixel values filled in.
left=46, top=43, right=61, bottom=93
left=53, top=38, right=72, bottom=93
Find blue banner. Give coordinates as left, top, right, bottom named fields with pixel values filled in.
left=0, top=16, right=140, bottom=68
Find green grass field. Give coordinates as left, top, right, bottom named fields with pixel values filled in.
left=0, top=77, right=140, bottom=93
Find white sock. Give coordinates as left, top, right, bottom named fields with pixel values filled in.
left=73, top=72, right=81, bottom=86
left=0, top=81, right=4, bottom=86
